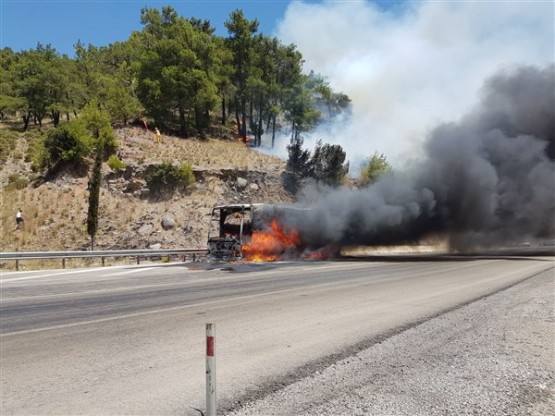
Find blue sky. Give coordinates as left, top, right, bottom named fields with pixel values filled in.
left=0, top=0, right=397, bottom=56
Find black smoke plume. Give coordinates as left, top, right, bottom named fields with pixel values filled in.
left=285, top=64, right=555, bottom=251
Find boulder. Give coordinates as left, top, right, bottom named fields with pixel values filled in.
left=137, top=223, right=154, bottom=236
left=161, top=215, right=176, bottom=230
left=124, top=179, right=146, bottom=193
left=236, top=177, right=248, bottom=189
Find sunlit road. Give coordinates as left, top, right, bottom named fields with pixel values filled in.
left=1, top=256, right=553, bottom=415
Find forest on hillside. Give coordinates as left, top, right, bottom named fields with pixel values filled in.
left=0, top=6, right=351, bottom=147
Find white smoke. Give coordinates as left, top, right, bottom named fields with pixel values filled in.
left=266, top=0, right=554, bottom=173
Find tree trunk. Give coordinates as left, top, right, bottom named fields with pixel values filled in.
left=234, top=109, right=241, bottom=137
left=52, top=111, right=60, bottom=127
left=256, top=105, right=263, bottom=147
left=204, top=109, right=210, bottom=132
left=87, top=146, right=102, bottom=251
left=271, top=115, right=276, bottom=149
left=239, top=97, right=247, bottom=143
left=266, top=113, right=272, bottom=132
left=179, top=105, right=187, bottom=136
left=194, top=105, right=201, bottom=133
left=241, top=111, right=247, bottom=143
left=221, top=97, right=226, bottom=125
left=22, top=113, right=30, bottom=131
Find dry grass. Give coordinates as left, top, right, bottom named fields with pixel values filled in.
left=117, top=127, right=284, bottom=172
left=1, top=126, right=290, bottom=270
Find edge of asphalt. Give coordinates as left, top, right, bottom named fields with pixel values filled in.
left=220, top=262, right=555, bottom=415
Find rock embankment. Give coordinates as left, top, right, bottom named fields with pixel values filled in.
left=1, top=126, right=292, bottom=256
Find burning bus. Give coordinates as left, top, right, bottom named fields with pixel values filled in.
left=207, top=203, right=323, bottom=261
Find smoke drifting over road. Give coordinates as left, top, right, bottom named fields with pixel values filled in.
left=287, top=65, right=555, bottom=251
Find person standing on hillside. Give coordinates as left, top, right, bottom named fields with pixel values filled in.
left=155, top=127, right=161, bottom=144
left=14, top=208, right=24, bottom=231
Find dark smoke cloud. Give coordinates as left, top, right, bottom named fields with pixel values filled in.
left=286, top=65, right=555, bottom=251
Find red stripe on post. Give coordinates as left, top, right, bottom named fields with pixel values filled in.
left=207, top=336, right=214, bottom=357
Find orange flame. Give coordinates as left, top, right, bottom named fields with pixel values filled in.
left=242, top=219, right=301, bottom=262
left=303, top=247, right=333, bottom=260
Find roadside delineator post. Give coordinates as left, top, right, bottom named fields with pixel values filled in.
left=206, top=323, right=216, bottom=416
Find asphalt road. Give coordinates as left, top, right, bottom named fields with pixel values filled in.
left=1, top=256, right=553, bottom=415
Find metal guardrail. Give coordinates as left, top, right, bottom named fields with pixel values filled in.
left=0, top=248, right=208, bottom=270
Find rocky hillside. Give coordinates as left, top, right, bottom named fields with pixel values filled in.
left=1, top=126, right=293, bottom=257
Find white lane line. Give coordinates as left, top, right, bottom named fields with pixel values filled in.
left=1, top=264, right=188, bottom=283
left=103, top=267, right=157, bottom=277
left=1, top=267, right=111, bottom=283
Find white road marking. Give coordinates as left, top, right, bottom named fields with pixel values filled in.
left=0, top=264, right=186, bottom=283
left=1, top=267, right=110, bottom=283
left=103, top=267, right=157, bottom=277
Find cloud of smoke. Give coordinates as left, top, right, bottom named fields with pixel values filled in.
left=269, top=0, right=554, bottom=172
left=284, top=65, right=555, bottom=251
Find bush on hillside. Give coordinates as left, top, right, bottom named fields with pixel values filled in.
left=359, top=152, right=392, bottom=186
left=310, top=140, right=349, bottom=187
left=107, top=154, right=125, bottom=172
left=32, top=123, right=92, bottom=172
left=0, top=129, right=18, bottom=165
left=284, top=134, right=349, bottom=193
left=5, top=173, right=29, bottom=191
left=146, top=162, right=195, bottom=197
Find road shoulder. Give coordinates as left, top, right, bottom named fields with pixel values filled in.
left=226, top=268, right=555, bottom=415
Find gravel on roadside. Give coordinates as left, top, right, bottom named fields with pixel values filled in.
left=225, top=267, right=555, bottom=416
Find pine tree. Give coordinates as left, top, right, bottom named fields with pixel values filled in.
left=87, top=144, right=102, bottom=250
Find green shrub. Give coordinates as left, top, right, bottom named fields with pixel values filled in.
left=39, top=123, right=92, bottom=171
left=0, top=129, right=18, bottom=164
left=28, top=104, right=117, bottom=174
left=5, top=173, right=29, bottom=191
left=359, top=152, right=392, bottom=186
left=29, top=138, right=50, bottom=172
left=146, top=162, right=195, bottom=196
left=107, top=154, right=125, bottom=171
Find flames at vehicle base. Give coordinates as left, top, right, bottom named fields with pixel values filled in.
left=207, top=204, right=333, bottom=262
left=242, top=219, right=300, bottom=262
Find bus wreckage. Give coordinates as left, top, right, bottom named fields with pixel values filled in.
left=207, top=203, right=329, bottom=261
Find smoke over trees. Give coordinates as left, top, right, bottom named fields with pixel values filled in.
left=286, top=65, right=555, bottom=251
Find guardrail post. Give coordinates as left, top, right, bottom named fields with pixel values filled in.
left=206, top=323, right=216, bottom=416
left=15, top=259, right=19, bottom=271
left=62, top=258, right=66, bottom=269
left=102, top=257, right=105, bottom=267
left=136, top=256, right=140, bottom=265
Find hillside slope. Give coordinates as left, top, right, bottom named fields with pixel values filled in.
left=1, top=126, right=292, bottom=260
